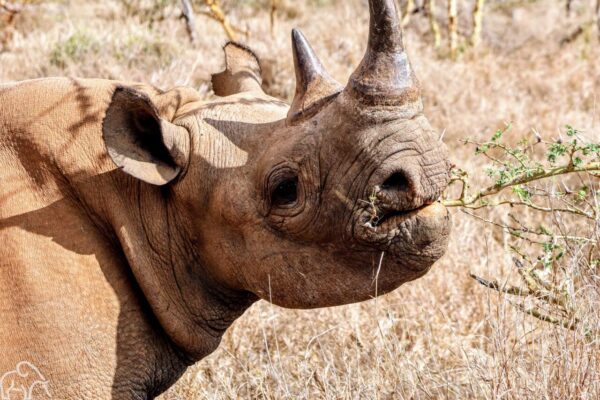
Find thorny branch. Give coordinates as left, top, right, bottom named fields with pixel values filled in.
left=442, top=124, right=600, bottom=219
left=444, top=124, right=599, bottom=336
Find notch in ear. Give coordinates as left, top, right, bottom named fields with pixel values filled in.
left=102, top=87, right=190, bottom=185
left=212, top=42, right=263, bottom=96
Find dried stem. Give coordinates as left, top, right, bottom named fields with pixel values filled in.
left=470, top=0, right=485, bottom=47
left=513, top=302, right=578, bottom=331
left=270, top=0, right=279, bottom=35
left=447, top=0, right=458, bottom=58
left=596, top=0, right=600, bottom=40
left=426, top=0, right=441, bottom=48
left=469, top=273, right=531, bottom=296
left=471, top=262, right=583, bottom=333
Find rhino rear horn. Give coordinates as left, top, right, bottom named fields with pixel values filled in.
left=287, top=29, right=342, bottom=124
left=212, top=42, right=263, bottom=96
left=345, top=0, right=421, bottom=111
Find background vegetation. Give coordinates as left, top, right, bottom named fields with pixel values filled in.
left=1, top=0, right=599, bottom=398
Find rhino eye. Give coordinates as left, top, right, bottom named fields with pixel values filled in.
left=272, top=176, right=298, bottom=207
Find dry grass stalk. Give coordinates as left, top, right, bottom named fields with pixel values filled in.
left=180, top=0, right=197, bottom=44
left=0, top=0, right=22, bottom=12
left=447, top=0, right=458, bottom=58
left=426, top=0, right=441, bottom=48
left=470, top=0, right=485, bottom=47
left=596, top=0, right=600, bottom=39
left=566, top=0, right=573, bottom=17
left=0, top=0, right=22, bottom=48
left=270, top=0, right=280, bottom=35
left=471, top=258, right=582, bottom=333
left=2, top=1, right=599, bottom=398
left=401, top=0, right=414, bottom=27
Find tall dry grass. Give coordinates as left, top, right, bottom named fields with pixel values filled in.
left=1, top=0, right=599, bottom=398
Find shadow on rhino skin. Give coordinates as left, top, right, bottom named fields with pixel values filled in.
left=0, top=170, right=188, bottom=398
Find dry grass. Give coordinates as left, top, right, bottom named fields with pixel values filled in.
left=1, top=0, right=599, bottom=398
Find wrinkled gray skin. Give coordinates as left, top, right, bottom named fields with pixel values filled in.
left=0, top=0, right=450, bottom=398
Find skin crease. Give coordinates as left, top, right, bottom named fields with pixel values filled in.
left=0, top=1, right=451, bottom=398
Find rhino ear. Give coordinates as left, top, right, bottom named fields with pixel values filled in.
left=212, top=42, right=263, bottom=96
left=102, top=87, right=190, bottom=186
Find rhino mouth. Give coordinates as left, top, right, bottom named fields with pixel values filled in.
left=357, top=200, right=432, bottom=231
left=353, top=201, right=451, bottom=268
left=369, top=204, right=427, bottom=228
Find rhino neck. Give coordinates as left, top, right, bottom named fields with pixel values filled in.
left=66, top=114, right=260, bottom=394
left=88, top=172, right=258, bottom=361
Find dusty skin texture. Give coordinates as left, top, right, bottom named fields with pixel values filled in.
left=0, top=1, right=450, bottom=398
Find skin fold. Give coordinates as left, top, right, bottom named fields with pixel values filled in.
left=0, top=1, right=451, bottom=398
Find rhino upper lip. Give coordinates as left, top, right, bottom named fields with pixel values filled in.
left=372, top=209, right=409, bottom=227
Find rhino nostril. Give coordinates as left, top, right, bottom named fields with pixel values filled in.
left=381, top=172, right=410, bottom=194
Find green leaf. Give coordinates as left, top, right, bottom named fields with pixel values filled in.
left=577, top=186, right=589, bottom=201
left=491, top=129, right=503, bottom=142
left=512, top=185, right=531, bottom=202
left=565, top=125, right=580, bottom=137
left=475, top=144, right=489, bottom=154
left=547, top=143, right=567, bottom=164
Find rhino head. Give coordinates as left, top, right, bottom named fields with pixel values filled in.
left=102, top=0, right=450, bottom=354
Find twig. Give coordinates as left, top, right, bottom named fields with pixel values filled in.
left=203, top=0, right=237, bottom=41
left=442, top=162, right=600, bottom=208
left=180, top=0, right=198, bottom=44
left=470, top=273, right=530, bottom=296
left=450, top=199, right=595, bottom=219
left=512, top=302, right=578, bottom=331
left=463, top=210, right=595, bottom=244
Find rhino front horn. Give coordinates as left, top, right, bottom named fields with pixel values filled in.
left=287, top=29, right=342, bottom=124
left=346, top=0, right=422, bottom=111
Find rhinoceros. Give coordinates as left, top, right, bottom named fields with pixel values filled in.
left=0, top=0, right=450, bottom=398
